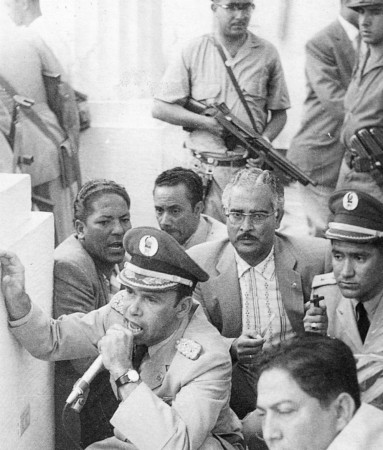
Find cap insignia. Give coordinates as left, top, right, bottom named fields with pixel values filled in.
left=176, top=338, right=202, bottom=360
left=139, top=235, right=159, bottom=257
left=343, top=192, right=359, bottom=211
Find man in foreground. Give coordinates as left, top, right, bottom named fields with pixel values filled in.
left=153, top=167, right=226, bottom=249
left=0, top=227, right=243, bottom=449
left=256, top=335, right=383, bottom=449
left=188, top=168, right=331, bottom=418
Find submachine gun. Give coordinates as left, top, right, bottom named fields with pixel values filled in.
left=185, top=99, right=317, bottom=186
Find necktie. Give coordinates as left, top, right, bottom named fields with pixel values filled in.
left=356, top=302, right=370, bottom=343
left=132, top=344, right=148, bottom=371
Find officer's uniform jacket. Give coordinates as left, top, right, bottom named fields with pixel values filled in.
left=9, top=295, right=242, bottom=450
left=312, top=272, right=383, bottom=353
left=312, top=273, right=383, bottom=410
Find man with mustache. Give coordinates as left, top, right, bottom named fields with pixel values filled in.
left=153, top=167, right=227, bottom=249
left=188, top=168, right=331, bottom=419
left=304, top=189, right=383, bottom=410
left=152, top=0, right=290, bottom=223
left=0, top=228, right=244, bottom=449
left=336, top=0, right=383, bottom=203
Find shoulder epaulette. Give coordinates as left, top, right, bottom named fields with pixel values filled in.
left=312, top=272, right=337, bottom=289
left=176, top=338, right=202, bottom=360
left=110, top=290, right=127, bottom=316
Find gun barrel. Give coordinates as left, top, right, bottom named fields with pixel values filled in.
left=184, top=98, right=317, bottom=186
left=262, top=146, right=317, bottom=186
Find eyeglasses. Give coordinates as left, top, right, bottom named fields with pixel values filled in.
left=225, top=210, right=275, bottom=225
left=213, top=2, right=255, bottom=12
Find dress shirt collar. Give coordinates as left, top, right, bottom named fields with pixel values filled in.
left=338, top=15, right=359, bottom=43
left=351, top=290, right=383, bottom=322
left=183, top=216, right=207, bottom=250
left=234, top=246, right=275, bottom=280
left=147, top=329, right=177, bottom=359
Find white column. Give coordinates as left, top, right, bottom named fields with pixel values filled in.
left=0, top=174, right=54, bottom=450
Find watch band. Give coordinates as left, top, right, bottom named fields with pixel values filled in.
left=115, top=369, right=140, bottom=388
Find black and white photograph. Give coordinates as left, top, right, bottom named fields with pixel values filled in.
left=1, top=1, right=383, bottom=449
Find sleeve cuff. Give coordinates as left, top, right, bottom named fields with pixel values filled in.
left=8, top=302, right=34, bottom=327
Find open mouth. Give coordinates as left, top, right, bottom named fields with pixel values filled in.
left=128, top=321, right=143, bottom=334
left=108, top=242, right=123, bottom=250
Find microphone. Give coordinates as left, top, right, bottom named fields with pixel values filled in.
left=65, top=354, right=104, bottom=405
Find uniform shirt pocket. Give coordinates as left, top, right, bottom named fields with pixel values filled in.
left=243, top=72, right=268, bottom=100
left=192, top=83, right=221, bottom=104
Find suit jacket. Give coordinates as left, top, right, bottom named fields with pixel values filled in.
left=54, top=234, right=110, bottom=318
left=184, top=214, right=227, bottom=250
left=327, top=403, right=383, bottom=450
left=53, top=234, right=117, bottom=449
left=288, top=20, right=356, bottom=187
left=10, top=298, right=243, bottom=450
left=187, top=233, right=331, bottom=340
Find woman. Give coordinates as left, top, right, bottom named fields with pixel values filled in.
left=53, top=179, right=132, bottom=450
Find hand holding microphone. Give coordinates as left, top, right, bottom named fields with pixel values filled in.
left=66, top=324, right=134, bottom=406
left=65, top=354, right=104, bottom=405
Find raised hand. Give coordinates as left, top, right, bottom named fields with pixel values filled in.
left=0, top=250, right=31, bottom=320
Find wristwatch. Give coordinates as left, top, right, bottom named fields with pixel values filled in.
left=115, top=369, right=140, bottom=388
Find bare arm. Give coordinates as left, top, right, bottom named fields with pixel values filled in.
left=152, top=99, right=224, bottom=138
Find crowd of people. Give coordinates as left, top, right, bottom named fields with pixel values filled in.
left=2, top=0, right=383, bottom=449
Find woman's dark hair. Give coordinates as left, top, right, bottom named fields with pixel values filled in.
left=74, top=179, right=131, bottom=223
left=258, top=335, right=361, bottom=409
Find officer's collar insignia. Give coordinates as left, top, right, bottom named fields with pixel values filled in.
left=176, top=338, right=202, bottom=360
left=343, top=192, right=359, bottom=211
left=110, top=290, right=127, bottom=315
left=139, top=235, right=159, bottom=257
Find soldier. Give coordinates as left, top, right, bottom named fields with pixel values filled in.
left=337, top=0, right=383, bottom=203
left=0, top=227, right=244, bottom=449
left=305, top=189, right=383, bottom=410
left=152, top=0, right=289, bottom=222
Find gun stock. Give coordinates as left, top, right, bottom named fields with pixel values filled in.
left=184, top=99, right=317, bottom=186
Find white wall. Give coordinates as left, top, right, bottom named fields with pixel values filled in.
left=37, top=0, right=341, bottom=225
left=0, top=175, right=55, bottom=450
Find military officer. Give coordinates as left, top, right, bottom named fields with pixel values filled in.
left=0, top=227, right=244, bottom=449
left=304, top=189, right=383, bottom=410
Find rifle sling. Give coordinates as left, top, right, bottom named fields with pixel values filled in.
left=0, top=74, right=62, bottom=149
left=210, top=36, right=259, bottom=134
